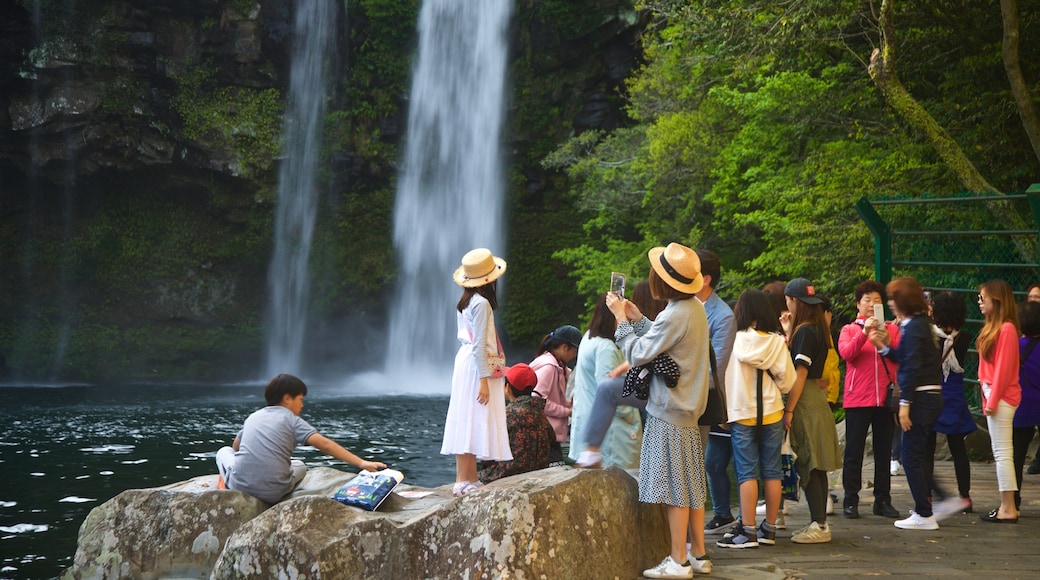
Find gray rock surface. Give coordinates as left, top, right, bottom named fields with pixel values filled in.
left=64, top=466, right=669, bottom=580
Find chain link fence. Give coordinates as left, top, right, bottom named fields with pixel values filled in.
left=856, top=186, right=1040, bottom=414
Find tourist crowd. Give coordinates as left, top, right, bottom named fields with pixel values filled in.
left=441, top=245, right=1040, bottom=579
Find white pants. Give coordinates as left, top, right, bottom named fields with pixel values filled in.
left=215, top=446, right=308, bottom=495
left=985, top=400, right=1019, bottom=492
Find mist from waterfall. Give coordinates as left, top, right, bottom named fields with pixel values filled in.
left=385, top=0, right=514, bottom=389
left=264, top=0, right=337, bottom=378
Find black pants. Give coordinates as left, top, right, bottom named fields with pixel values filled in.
left=927, top=431, right=971, bottom=499
left=901, top=392, right=942, bottom=517
left=842, top=406, right=895, bottom=505
left=1013, top=425, right=1040, bottom=508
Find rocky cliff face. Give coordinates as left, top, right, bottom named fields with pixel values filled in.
left=64, top=467, right=668, bottom=579
left=0, top=0, right=640, bottom=381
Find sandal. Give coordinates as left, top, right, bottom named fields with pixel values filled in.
left=452, top=481, right=471, bottom=497
left=461, top=481, right=484, bottom=495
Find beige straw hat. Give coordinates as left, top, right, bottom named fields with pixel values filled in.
left=453, top=248, right=507, bottom=288
left=647, top=242, right=704, bottom=294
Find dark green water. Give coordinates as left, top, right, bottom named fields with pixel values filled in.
left=0, top=384, right=451, bottom=579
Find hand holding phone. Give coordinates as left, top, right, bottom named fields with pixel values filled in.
left=873, top=304, right=885, bottom=327
left=610, top=272, right=626, bottom=298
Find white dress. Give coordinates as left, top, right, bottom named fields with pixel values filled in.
left=440, top=294, right=512, bottom=460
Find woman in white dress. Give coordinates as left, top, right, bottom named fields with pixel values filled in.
left=441, top=248, right=512, bottom=496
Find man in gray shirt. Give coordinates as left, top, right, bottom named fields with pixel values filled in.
left=216, top=374, right=386, bottom=504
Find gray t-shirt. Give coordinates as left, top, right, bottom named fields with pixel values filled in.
left=227, top=405, right=317, bottom=503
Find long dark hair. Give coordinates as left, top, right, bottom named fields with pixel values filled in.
left=457, top=280, right=499, bottom=312
left=586, top=293, right=617, bottom=340
left=789, top=300, right=828, bottom=348
left=734, top=289, right=782, bottom=334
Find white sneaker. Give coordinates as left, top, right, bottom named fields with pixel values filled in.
left=643, top=555, right=693, bottom=579
left=890, top=460, right=901, bottom=476
left=895, top=511, right=938, bottom=530
left=686, top=552, right=713, bottom=574
left=756, top=499, right=788, bottom=516
left=932, top=497, right=970, bottom=521
left=791, top=521, right=831, bottom=544
left=575, top=450, right=602, bottom=468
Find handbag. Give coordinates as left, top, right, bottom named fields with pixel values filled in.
left=698, top=341, right=728, bottom=426
left=880, top=355, right=899, bottom=413
left=468, top=326, right=505, bottom=379
left=622, top=353, right=680, bottom=400
left=781, top=432, right=800, bottom=501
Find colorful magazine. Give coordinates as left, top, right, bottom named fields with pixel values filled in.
left=332, top=468, right=404, bottom=511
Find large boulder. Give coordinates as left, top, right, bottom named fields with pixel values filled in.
left=65, top=466, right=669, bottom=579
left=62, top=485, right=267, bottom=579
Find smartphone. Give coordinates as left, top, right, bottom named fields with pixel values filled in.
left=873, top=303, right=885, bottom=325
left=610, top=272, right=626, bottom=298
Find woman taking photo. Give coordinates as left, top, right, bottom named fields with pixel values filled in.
left=837, top=280, right=901, bottom=519
left=781, top=278, right=842, bottom=544
left=976, top=279, right=1021, bottom=523
left=607, top=242, right=713, bottom=579
left=868, top=277, right=942, bottom=530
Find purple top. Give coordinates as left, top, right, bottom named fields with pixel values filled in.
left=1015, top=336, right=1040, bottom=428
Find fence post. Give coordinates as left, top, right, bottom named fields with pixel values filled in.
left=1028, top=184, right=1040, bottom=272
left=855, top=197, right=892, bottom=284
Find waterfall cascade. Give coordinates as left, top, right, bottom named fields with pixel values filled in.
left=385, top=0, right=514, bottom=389
left=264, top=0, right=338, bottom=378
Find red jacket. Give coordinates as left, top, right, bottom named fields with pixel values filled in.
left=838, top=317, right=901, bottom=408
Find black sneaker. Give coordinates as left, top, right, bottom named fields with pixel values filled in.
left=716, top=525, right=759, bottom=548
left=704, top=514, right=737, bottom=535
left=757, top=522, right=776, bottom=545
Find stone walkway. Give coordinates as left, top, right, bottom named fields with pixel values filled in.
left=673, top=458, right=1040, bottom=579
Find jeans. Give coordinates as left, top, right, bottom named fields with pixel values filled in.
left=730, top=421, right=785, bottom=484
left=842, top=406, right=894, bottom=505
left=582, top=376, right=646, bottom=449
left=986, top=399, right=1018, bottom=492
left=705, top=431, right=733, bottom=518
left=901, top=391, right=942, bottom=517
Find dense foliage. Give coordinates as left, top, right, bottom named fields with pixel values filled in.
left=544, top=0, right=1040, bottom=317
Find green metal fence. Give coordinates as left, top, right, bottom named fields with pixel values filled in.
left=855, top=184, right=1040, bottom=414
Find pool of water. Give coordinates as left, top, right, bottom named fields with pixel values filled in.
left=0, top=384, right=451, bottom=579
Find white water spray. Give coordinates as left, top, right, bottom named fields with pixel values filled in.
left=386, top=0, right=514, bottom=389
left=264, top=0, right=338, bottom=377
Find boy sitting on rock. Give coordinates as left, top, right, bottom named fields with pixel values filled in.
left=216, top=374, right=386, bottom=504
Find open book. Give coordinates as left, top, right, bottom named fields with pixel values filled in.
left=332, top=468, right=404, bottom=511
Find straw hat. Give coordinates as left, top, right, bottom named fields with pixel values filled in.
left=453, top=248, right=507, bottom=287
left=647, top=242, right=704, bottom=294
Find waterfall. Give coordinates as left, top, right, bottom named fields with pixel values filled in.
left=385, top=0, right=514, bottom=386
left=264, top=0, right=338, bottom=377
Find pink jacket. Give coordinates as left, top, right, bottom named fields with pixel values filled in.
left=530, top=351, right=572, bottom=442
left=978, top=321, right=1022, bottom=411
left=838, top=317, right=901, bottom=408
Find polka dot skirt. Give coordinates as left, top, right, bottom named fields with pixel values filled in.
left=638, top=415, right=706, bottom=508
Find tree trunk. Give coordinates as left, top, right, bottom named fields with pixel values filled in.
left=1001, top=0, right=1040, bottom=165
left=868, top=0, right=996, bottom=193
left=868, top=0, right=1036, bottom=263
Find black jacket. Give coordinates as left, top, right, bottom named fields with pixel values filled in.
left=881, top=315, right=942, bottom=401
